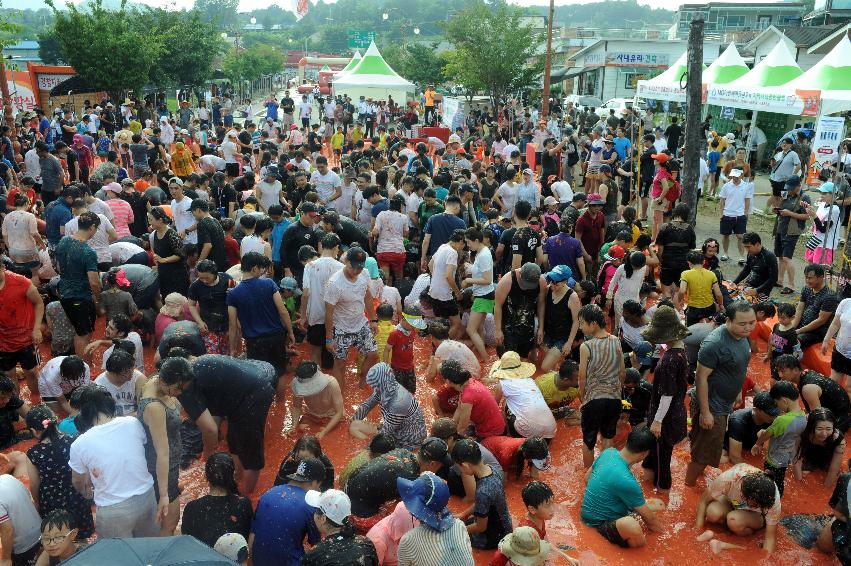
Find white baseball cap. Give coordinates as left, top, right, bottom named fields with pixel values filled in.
left=305, top=489, right=351, bottom=525
left=214, top=533, right=248, bottom=563
left=729, top=168, right=743, bottom=178
left=448, top=133, right=461, bottom=144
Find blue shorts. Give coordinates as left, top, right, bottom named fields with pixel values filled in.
left=720, top=215, right=747, bottom=235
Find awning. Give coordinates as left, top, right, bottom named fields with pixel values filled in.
left=550, top=67, right=570, bottom=82
left=564, top=67, right=586, bottom=78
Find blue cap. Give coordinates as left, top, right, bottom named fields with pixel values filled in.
left=818, top=181, right=835, bottom=193
left=545, top=264, right=573, bottom=283
left=279, top=276, right=302, bottom=296
left=365, top=256, right=380, bottom=279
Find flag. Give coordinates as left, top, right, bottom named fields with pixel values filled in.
left=296, top=0, right=309, bottom=20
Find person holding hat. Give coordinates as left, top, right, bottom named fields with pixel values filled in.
left=290, top=361, right=344, bottom=440
left=250, top=457, right=324, bottom=565
left=538, top=265, right=582, bottom=372
left=638, top=305, right=690, bottom=491
left=494, top=262, right=547, bottom=360
left=725, top=391, right=780, bottom=465
left=490, top=352, right=556, bottom=439
left=325, top=246, right=378, bottom=387
left=768, top=136, right=802, bottom=209
left=773, top=175, right=811, bottom=293
left=396, top=472, right=474, bottom=565
left=303, top=489, right=378, bottom=565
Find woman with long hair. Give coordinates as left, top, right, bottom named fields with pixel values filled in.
left=795, top=407, right=846, bottom=487
left=181, top=452, right=254, bottom=547
left=274, top=434, right=336, bottom=491
left=149, top=206, right=189, bottom=299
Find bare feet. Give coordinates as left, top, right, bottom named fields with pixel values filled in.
left=709, top=539, right=745, bottom=555
left=696, top=530, right=715, bottom=542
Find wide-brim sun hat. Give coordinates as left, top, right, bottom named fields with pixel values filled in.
left=396, top=472, right=455, bottom=532
left=641, top=305, right=690, bottom=344
left=497, top=526, right=551, bottom=566
left=489, top=351, right=536, bottom=380
left=292, top=367, right=332, bottom=397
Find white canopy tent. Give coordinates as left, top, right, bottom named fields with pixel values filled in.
left=332, top=42, right=414, bottom=103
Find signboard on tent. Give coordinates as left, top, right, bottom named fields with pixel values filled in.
left=705, top=85, right=823, bottom=115
left=441, top=97, right=459, bottom=129
left=347, top=31, right=375, bottom=50
left=806, top=116, right=846, bottom=185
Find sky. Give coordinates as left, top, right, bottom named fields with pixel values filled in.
left=6, top=0, right=789, bottom=14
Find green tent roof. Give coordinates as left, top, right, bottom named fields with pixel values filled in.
left=783, top=35, right=851, bottom=91
left=339, top=51, right=362, bottom=74
left=727, top=40, right=802, bottom=88
left=346, top=42, right=399, bottom=76
left=703, top=42, right=749, bottom=84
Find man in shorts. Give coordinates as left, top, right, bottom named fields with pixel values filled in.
left=767, top=137, right=801, bottom=210
left=427, top=229, right=466, bottom=338
left=300, top=233, right=343, bottom=370
left=54, top=211, right=102, bottom=357
left=686, top=301, right=756, bottom=486
left=581, top=427, right=663, bottom=548
left=0, top=261, right=44, bottom=393
left=718, top=168, right=751, bottom=262
left=494, top=263, right=547, bottom=359
left=325, top=247, right=378, bottom=388
left=773, top=176, right=810, bottom=293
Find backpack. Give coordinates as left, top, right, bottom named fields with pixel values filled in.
left=665, top=179, right=681, bottom=202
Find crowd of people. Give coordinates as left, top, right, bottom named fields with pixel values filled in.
left=0, top=86, right=850, bottom=566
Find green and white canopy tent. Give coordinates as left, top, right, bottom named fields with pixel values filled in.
left=635, top=51, right=692, bottom=103
left=332, top=42, right=414, bottom=103
left=701, top=42, right=749, bottom=85
left=334, top=50, right=362, bottom=80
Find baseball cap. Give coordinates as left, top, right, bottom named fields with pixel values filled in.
left=753, top=391, right=781, bottom=417
left=120, top=178, right=135, bottom=187
left=819, top=181, right=836, bottom=193
left=103, top=182, right=122, bottom=193
left=419, top=437, right=453, bottom=468
left=545, top=264, right=573, bottom=283
left=728, top=168, right=743, bottom=178
left=651, top=153, right=669, bottom=164
left=286, top=457, right=326, bottom=483
left=300, top=202, right=320, bottom=217
left=305, top=489, right=352, bottom=525
left=298, top=245, right=318, bottom=262
left=586, top=193, right=605, bottom=206
left=279, top=276, right=302, bottom=296
left=214, top=533, right=248, bottom=563
left=518, top=263, right=542, bottom=291
left=346, top=247, right=367, bottom=269
left=543, top=196, right=558, bottom=207
left=448, top=133, right=461, bottom=144
left=522, top=168, right=534, bottom=177
left=605, top=245, right=625, bottom=261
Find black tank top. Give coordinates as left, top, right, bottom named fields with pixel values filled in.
left=505, top=270, right=539, bottom=338
left=800, top=371, right=851, bottom=416
left=543, top=287, right=574, bottom=340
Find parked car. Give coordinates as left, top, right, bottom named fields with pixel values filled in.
left=594, top=98, right=645, bottom=120
left=563, top=94, right=603, bottom=110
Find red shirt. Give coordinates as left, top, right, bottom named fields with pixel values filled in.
left=518, top=517, right=546, bottom=539
left=386, top=327, right=415, bottom=371
left=460, top=379, right=505, bottom=438
left=575, top=211, right=605, bottom=255
left=481, top=435, right=525, bottom=472
left=0, top=271, right=35, bottom=351
left=224, top=236, right=241, bottom=267
left=6, top=188, right=37, bottom=209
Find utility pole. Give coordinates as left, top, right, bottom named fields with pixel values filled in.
left=681, top=15, right=704, bottom=226
left=541, top=0, right=555, bottom=119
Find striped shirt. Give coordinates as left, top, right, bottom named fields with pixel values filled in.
left=583, top=334, right=622, bottom=405
left=397, top=519, right=475, bottom=566
left=353, top=364, right=426, bottom=450
left=106, top=198, right=134, bottom=237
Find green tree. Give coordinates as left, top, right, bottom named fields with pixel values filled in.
left=141, top=8, right=223, bottom=88
left=443, top=0, right=543, bottom=106
left=46, top=0, right=161, bottom=98
left=382, top=42, right=446, bottom=88
left=193, top=0, right=238, bottom=29
left=36, top=31, right=65, bottom=64
left=222, top=44, right=284, bottom=83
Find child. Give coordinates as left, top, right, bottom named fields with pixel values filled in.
left=542, top=197, right=561, bottom=236
left=451, top=439, right=513, bottom=550
left=622, top=368, right=652, bottom=428
left=485, top=209, right=504, bottom=241
left=35, top=509, right=89, bottom=566
left=597, top=245, right=624, bottom=309
left=219, top=217, right=241, bottom=267
left=607, top=251, right=648, bottom=334
left=620, top=300, right=654, bottom=373
left=99, top=268, right=140, bottom=322
left=96, top=129, right=111, bottom=159
left=519, top=480, right=554, bottom=538
left=765, top=303, right=800, bottom=381
left=373, top=303, right=395, bottom=367
left=331, top=126, right=345, bottom=165
left=707, top=139, right=722, bottom=197
left=640, top=305, right=690, bottom=492
left=0, top=374, right=31, bottom=449
left=535, top=359, right=580, bottom=423
left=384, top=306, right=427, bottom=395
left=25, top=406, right=95, bottom=538
left=57, top=386, right=86, bottom=437
left=752, top=380, right=807, bottom=497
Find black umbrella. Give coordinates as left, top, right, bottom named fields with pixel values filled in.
left=61, top=535, right=237, bottom=565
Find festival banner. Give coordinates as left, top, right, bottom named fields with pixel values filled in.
left=806, top=115, right=845, bottom=185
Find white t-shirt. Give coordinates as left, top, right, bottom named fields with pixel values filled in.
left=338, top=182, right=357, bottom=217
left=550, top=180, right=573, bottom=204
left=502, top=143, right=520, bottom=160
left=812, top=202, right=841, bottom=250
left=374, top=210, right=407, bottom=253
left=325, top=268, right=371, bottom=333
left=496, top=182, right=519, bottom=218
left=290, top=158, right=311, bottom=174
left=428, top=136, right=446, bottom=150
left=94, top=370, right=144, bottom=416
left=65, top=213, right=114, bottom=264
left=428, top=243, right=458, bottom=302
left=298, top=102, right=312, bottom=120
left=220, top=140, right=238, bottom=163
left=69, top=416, right=154, bottom=507
left=404, top=273, right=431, bottom=311
left=303, top=257, right=344, bottom=326
left=406, top=192, right=423, bottom=228
left=834, top=298, right=851, bottom=358
left=171, top=196, right=197, bottom=244
left=256, top=179, right=283, bottom=211
left=500, top=377, right=557, bottom=438
left=240, top=234, right=266, bottom=258
left=435, top=340, right=480, bottom=378
left=470, top=246, right=495, bottom=297
left=86, top=198, right=114, bottom=221
left=101, top=331, right=145, bottom=371
left=0, top=475, right=41, bottom=554
left=109, top=242, right=145, bottom=264
left=719, top=180, right=753, bottom=217
left=38, top=356, right=92, bottom=399
left=199, top=154, right=226, bottom=171
left=310, top=170, right=342, bottom=207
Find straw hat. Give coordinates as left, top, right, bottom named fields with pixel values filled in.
left=641, top=305, right=690, bottom=344
left=489, top=351, right=536, bottom=380
left=497, top=527, right=551, bottom=566
left=159, top=293, right=187, bottom=319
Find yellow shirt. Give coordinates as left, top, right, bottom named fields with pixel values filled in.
left=378, top=132, right=387, bottom=149
left=680, top=267, right=717, bottom=308
left=425, top=89, right=435, bottom=106
left=535, top=372, right=579, bottom=408
left=375, top=320, right=394, bottom=362
left=351, top=129, right=363, bottom=144
left=331, top=132, right=344, bottom=150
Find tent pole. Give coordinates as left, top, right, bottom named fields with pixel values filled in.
left=744, top=110, right=758, bottom=172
